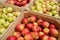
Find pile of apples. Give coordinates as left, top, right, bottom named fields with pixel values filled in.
left=7, top=16, right=58, bottom=40
left=30, top=0, right=60, bottom=18
left=0, top=7, right=21, bottom=36
left=6, top=0, right=30, bottom=6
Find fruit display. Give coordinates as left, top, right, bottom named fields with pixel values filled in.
left=0, top=7, right=21, bottom=36
left=6, top=0, right=30, bottom=7
left=30, top=0, right=60, bottom=18
left=7, top=15, right=59, bottom=40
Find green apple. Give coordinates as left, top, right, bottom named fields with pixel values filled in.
left=51, top=10, right=58, bottom=15
left=0, top=28, right=6, bottom=34
left=7, top=13, right=13, bottom=17
left=0, top=19, right=5, bottom=24
left=2, top=8, right=7, bottom=14
left=1, top=13, right=8, bottom=20
left=51, top=5, right=57, bottom=10
left=38, top=0, right=44, bottom=3
left=12, top=16, right=16, bottom=20
left=7, top=17, right=14, bottom=23
left=7, top=7, right=13, bottom=13
left=0, top=25, right=3, bottom=29
left=30, top=6, right=36, bottom=11
left=0, top=13, right=2, bottom=18
left=54, top=14, right=59, bottom=18
left=13, top=12, right=21, bottom=17
left=3, top=21, right=10, bottom=28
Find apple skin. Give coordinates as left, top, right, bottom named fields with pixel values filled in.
left=37, top=19, right=43, bottom=26
left=13, top=31, right=21, bottom=37
left=7, top=36, right=17, bottom=40
left=17, top=37, right=24, bottom=40
left=41, top=35, right=49, bottom=40
left=22, top=18, right=28, bottom=24
left=49, top=37, right=56, bottom=40
left=50, top=29, right=58, bottom=37
left=32, top=26, right=42, bottom=32
left=22, top=28, right=30, bottom=35
left=39, top=32, right=45, bottom=37
left=15, top=24, right=25, bottom=32
left=49, top=24, right=56, bottom=29
left=26, top=23, right=34, bottom=29
left=43, top=28, right=49, bottom=34
left=31, top=32, right=39, bottom=39
left=29, top=16, right=36, bottom=22
left=33, top=22, right=38, bottom=26
left=24, top=34, right=33, bottom=40
left=21, top=1, right=27, bottom=6
left=42, top=21, right=49, bottom=28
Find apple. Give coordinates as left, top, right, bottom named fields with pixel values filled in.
left=49, top=24, right=56, bottom=29
left=13, top=31, right=21, bottom=37
left=21, top=1, right=27, bottom=6
left=15, top=24, right=25, bottom=32
left=39, top=32, right=45, bottom=37
left=7, top=13, right=13, bottom=17
left=31, top=32, right=39, bottom=39
left=50, top=29, right=58, bottom=37
left=9, top=0, right=15, bottom=5
left=42, top=21, right=49, bottom=28
left=0, top=25, right=3, bottom=28
left=49, top=36, right=56, bottom=40
left=41, top=35, right=49, bottom=40
left=32, top=26, right=42, bottom=32
left=29, top=16, right=36, bottom=22
left=7, top=36, right=17, bottom=40
left=22, top=28, right=30, bottom=35
left=24, top=34, right=33, bottom=40
left=0, top=19, right=5, bottom=25
left=12, top=12, right=21, bottom=17
left=17, top=37, right=24, bottom=40
left=33, top=22, right=38, bottom=26
left=22, top=18, right=28, bottom=24
left=7, top=7, right=13, bottom=13
left=0, top=28, right=6, bottom=34
left=7, top=17, right=14, bottom=23
left=26, top=23, right=34, bottom=29
left=37, top=19, right=43, bottom=26
left=1, top=13, right=8, bottom=20
left=3, top=8, right=7, bottom=14
left=43, top=28, right=49, bottom=34
left=3, top=21, right=10, bottom=28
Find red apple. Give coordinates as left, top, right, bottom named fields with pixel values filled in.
left=9, top=0, right=15, bottom=5
left=32, top=26, right=42, bottom=32
left=39, top=32, right=45, bottom=37
left=15, top=2, right=20, bottom=6
left=33, top=22, right=38, bottom=26
left=24, top=34, right=33, bottom=40
left=22, top=18, right=28, bottom=24
left=15, top=24, right=25, bottom=32
left=13, top=31, right=21, bottom=37
left=41, top=35, right=49, bottom=40
left=49, top=24, right=56, bottom=29
left=18, top=0, right=22, bottom=2
left=26, top=23, right=34, bottom=29
left=42, top=21, right=49, bottom=28
left=50, top=29, right=58, bottom=37
left=22, top=28, right=30, bottom=35
left=29, top=16, right=36, bottom=22
left=17, top=37, right=24, bottom=40
left=37, top=19, right=43, bottom=26
left=43, top=28, right=49, bottom=34
left=31, top=32, right=39, bottom=39
left=7, top=36, right=17, bottom=40
left=21, top=1, right=27, bottom=6
left=49, top=37, right=56, bottom=40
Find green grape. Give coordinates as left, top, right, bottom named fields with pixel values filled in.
left=2, top=8, right=7, bottom=14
